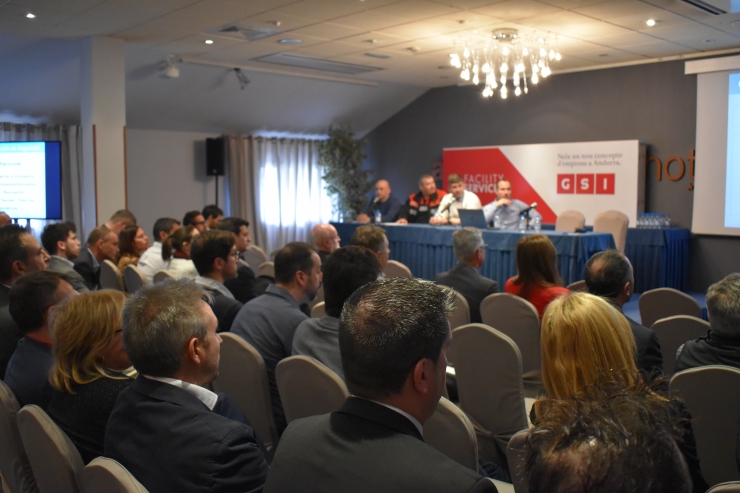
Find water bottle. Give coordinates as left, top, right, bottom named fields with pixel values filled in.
left=533, top=215, right=541, bottom=233
left=374, top=209, right=382, bottom=224
left=493, top=212, right=501, bottom=229
left=518, top=214, right=527, bottom=232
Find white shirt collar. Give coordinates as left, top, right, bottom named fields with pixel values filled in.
left=51, top=255, right=74, bottom=267
left=368, top=399, right=424, bottom=437
left=142, top=375, right=218, bottom=410
left=195, top=276, right=235, bottom=299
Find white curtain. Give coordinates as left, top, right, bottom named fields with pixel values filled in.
left=0, top=123, right=83, bottom=239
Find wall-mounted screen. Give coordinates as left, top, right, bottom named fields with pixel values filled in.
left=0, top=141, right=62, bottom=219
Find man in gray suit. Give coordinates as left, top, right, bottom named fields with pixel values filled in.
left=434, top=227, right=499, bottom=324
left=41, top=222, right=89, bottom=293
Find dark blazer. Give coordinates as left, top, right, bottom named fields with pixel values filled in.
left=104, top=376, right=269, bottom=493
left=48, top=256, right=90, bottom=293
left=0, top=285, right=21, bottom=380
left=72, top=248, right=99, bottom=291
left=224, top=263, right=258, bottom=304
left=434, top=263, right=500, bottom=324
left=201, top=285, right=243, bottom=333
left=4, top=337, right=54, bottom=408
left=264, top=397, right=498, bottom=493
left=621, top=311, right=663, bottom=377
left=675, top=330, right=740, bottom=372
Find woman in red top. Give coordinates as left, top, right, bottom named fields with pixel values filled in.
left=504, top=234, right=569, bottom=318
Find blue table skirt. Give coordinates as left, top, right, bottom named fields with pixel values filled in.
left=624, top=228, right=690, bottom=293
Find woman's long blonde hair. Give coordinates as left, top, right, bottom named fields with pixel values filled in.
left=50, top=290, right=128, bottom=393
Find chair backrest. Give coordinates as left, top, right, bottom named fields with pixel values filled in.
left=123, top=265, right=148, bottom=294
left=243, top=245, right=268, bottom=270
left=99, top=260, right=125, bottom=292
left=82, top=457, right=149, bottom=493
left=307, top=286, right=324, bottom=312
left=256, top=262, right=274, bottom=279
left=451, top=324, right=528, bottom=465
left=507, top=428, right=530, bottom=493
left=152, top=270, right=175, bottom=283
left=436, top=285, right=470, bottom=331
left=310, top=301, right=325, bottom=319
left=211, top=333, right=280, bottom=453
left=0, top=380, right=38, bottom=493
left=555, top=210, right=585, bottom=232
left=639, top=288, right=703, bottom=329
left=708, top=482, right=740, bottom=493
left=383, top=260, right=412, bottom=278
left=276, top=356, right=349, bottom=424
left=423, top=397, right=478, bottom=472
left=670, top=365, right=740, bottom=486
left=480, top=293, right=541, bottom=380
left=652, top=315, right=710, bottom=376
left=565, top=279, right=587, bottom=292
left=593, top=210, right=629, bottom=253
left=16, top=405, right=84, bottom=493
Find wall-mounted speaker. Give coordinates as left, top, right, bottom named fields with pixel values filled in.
left=206, top=137, right=226, bottom=176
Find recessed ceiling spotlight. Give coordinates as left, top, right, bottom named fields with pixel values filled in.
left=366, top=39, right=379, bottom=44
left=26, top=13, right=35, bottom=18
left=272, top=21, right=282, bottom=26
left=646, top=19, right=656, bottom=26
left=279, top=38, right=302, bottom=44
left=365, top=52, right=390, bottom=59
left=205, top=39, right=214, bottom=44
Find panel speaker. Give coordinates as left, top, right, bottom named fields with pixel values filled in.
left=206, top=137, right=226, bottom=176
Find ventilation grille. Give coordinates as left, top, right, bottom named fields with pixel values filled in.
left=679, top=0, right=728, bottom=15
left=207, top=24, right=283, bottom=41
left=254, top=52, right=380, bottom=75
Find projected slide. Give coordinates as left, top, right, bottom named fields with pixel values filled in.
left=726, top=73, right=740, bottom=228
left=0, top=142, right=48, bottom=218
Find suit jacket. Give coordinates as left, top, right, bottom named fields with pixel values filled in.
left=104, top=376, right=269, bottom=493
left=48, top=256, right=90, bottom=293
left=72, top=248, right=99, bottom=291
left=0, top=283, right=21, bottom=379
left=264, top=397, right=497, bottom=493
left=199, top=285, right=243, bottom=333
left=224, top=263, right=258, bottom=304
left=434, top=263, right=499, bottom=324
left=612, top=304, right=663, bottom=377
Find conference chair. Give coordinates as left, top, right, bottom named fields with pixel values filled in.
left=639, top=287, right=703, bottom=329
left=243, top=245, right=268, bottom=270
left=99, top=260, right=125, bottom=292
left=122, top=265, right=148, bottom=294
left=0, top=380, right=38, bottom=493
left=593, top=210, right=629, bottom=253
left=275, top=356, right=348, bottom=425
left=651, top=315, right=710, bottom=376
left=480, top=293, right=542, bottom=396
left=451, top=324, right=529, bottom=468
left=423, top=397, right=478, bottom=472
left=506, top=428, right=530, bottom=493
left=152, top=270, right=175, bottom=283
left=16, top=405, right=84, bottom=493
left=256, top=262, right=274, bottom=279
left=565, top=279, right=587, bottom=292
left=708, top=483, right=740, bottom=493
left=307, top=286, right=324, bottom=312
left=436, top=285, right=471, bottom=331
left=310, top=301, right=325, bottom=318
left=554, top=210, right=585, bottom=232
left=383, top=259, right=412, bottom=278
left=670, top=366, right=740, bottom=486
left=211, top=333, right=280, bottom=454
left=82, top=458, right=149, bottom=493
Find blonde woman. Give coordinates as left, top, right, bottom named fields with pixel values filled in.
left=47, top=290, right=135, bottom=464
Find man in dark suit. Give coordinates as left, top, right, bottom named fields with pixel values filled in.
left=104, top=279, right=269, bottom=493
left=434, top=227, right=499, bottom=324
left=264, top=277, right=498, bottom=493
left=216, top=217, right=257, bottom=303
left=584, top=250, right=663, bottom=377
left=72, top=226, right=120, bottom=290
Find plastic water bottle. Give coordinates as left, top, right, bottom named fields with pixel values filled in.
left=518, top=214, right=527, bottom=232
left=533, top=215, right=542, bottom=233
left=493, top=212, right=501, bottom=229
left=374, top=209, right=382, bottom=224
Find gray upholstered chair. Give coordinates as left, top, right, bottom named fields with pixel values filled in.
left=256, top=262, right=275, bottom=279
left=507, top=428, right=530, bottom=493
left=307, top=286, right=324, bottom=312
left=122, top=265, right=148, bottom=294
left=310, top=301, right=325, bottom=318
left=593, top=210, right=629, bottom=253
left=639, top=288, right=703, bottom=329
left=383, top=260, right=412, bottom=278
left=708, top=482, right=740, bottom=493
left=275, top=356, right=348, bottom=425
left=651, top=315, right=710, bottom=376
left=565, top=279, right=587, bottom=292
left=82, top=457, right=149, bottom=493
left=99, top=260, right=125, bottom=292
left=423, top=397, right=478, bottom=472
left=152, top=270, right=175, bottom=283
left=0, top=380, right=38, bottom=493
left=554, top=210, right=585, bottom=232
left=243, top=245, right=268, bottom=271
left=436, top=285, right=471, bottom=331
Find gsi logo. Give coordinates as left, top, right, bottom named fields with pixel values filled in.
left=557, top=174, right=615, bottom=194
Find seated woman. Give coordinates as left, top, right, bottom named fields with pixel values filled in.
left=47, top=290, right=135, bottom=464
left=162, top=226, right=199, bottom=279
left=117, top=225, right=150, bottom=272
left=533, top=292, right=708, bottom=493
left=504, top=234, right=568, bottom=318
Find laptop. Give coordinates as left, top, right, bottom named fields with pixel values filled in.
left=458, top=209, right=489, bottom=229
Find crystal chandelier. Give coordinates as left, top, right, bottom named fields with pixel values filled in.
left=449, top=28, right=562, bottom=99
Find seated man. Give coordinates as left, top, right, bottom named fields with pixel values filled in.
left=584, top=250, right=663, bottom=376
left=434, top=227, right=499, bottom=323
left=137, top=217, right=180, bottom=282
left=430, top=174, right=482, bottom=225
left=349, top=225, right=390, bottom=269
left=265, top=277, right=497, bottom=493
left=357, top=179, right=402, bottom=224
left=6, top=271, right=75, bottom=407
left=103, top=209, right=137, bottom=235
left=311, top=224, right=341, bottom=266
left=73, top=226, right=120, bottom=290
left=190, top=230, right=243, bottom=334
left=202, top=204, right=223, bottom=230
left=182, top=210, right=207, bottom=233
left=231, top=242, right=321, bottom=433
left=104, top=280, right=269, bottom=493
left=41, top=222, right=89, bottom=293
left=397, top=174, right=447, bottom=224
left=292, top=246, right=382, bottom=378
left=217, top=217, right=257, bottom=303
left=482, top=179, right=540, bottom=229
left=676, top=272, right=740, bottom=371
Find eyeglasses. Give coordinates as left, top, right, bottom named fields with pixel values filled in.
left=231, top=251, right=240, bottom=260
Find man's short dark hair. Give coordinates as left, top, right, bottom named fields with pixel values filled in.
left=584, top=250, right=631, bottom=299
left=706, top=273, right=740, bottom=336
left=202, top=205, right=224, bottom=220
left=86, top=226, right=112, bottom=246
left=109, top=210, right=137, bottom=227
left=339, top=277, right=454, bottom=400
left=216, top=217, right=249, bottom=235
left=9, top=271, right=70, bottom=334
left=153, top=218, right=180, bottom=240
left=349, top=225, right=386, bottom=253
left=41, top=222, right=77, bottom=255
left=182, top=210, right=203, bottom=227
left=324, top=246, right=382, bottom=318
left=274, top=242, right=316, bottom=285
left=190, top=230, right=235, bottom=276
left=0, top=225, right=30, bottom=283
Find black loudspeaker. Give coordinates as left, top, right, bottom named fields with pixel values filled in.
left=206, top=137, right=226, bottom=176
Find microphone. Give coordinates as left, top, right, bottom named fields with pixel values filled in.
left=372, top=197, right=380, bottom=204
left=436, top=197, right=452, bottom=215
left=520, top=202, right=538, bottom=215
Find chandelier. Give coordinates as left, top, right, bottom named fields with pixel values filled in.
left=449, top=28, right=562, bottom=99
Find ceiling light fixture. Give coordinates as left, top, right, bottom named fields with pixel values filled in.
left=26, top=13, right=35, bottom=18
left=450, top=28, right=561, bottom=99
left=279, top=38, right=302, bottom=44
left=159, top=54, right=181, bottom=79
left=646, top=19, right=656, bottom=26
left=205, top=39, right=213, bottom=44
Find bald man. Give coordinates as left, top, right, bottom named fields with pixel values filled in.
left=0, top=213, right=11, bottom=227
left=311, top=224, right=341, bottom=265
left=357, top=180, right=402, bottom=224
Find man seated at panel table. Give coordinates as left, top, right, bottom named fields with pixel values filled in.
left=430, top=174, right=482, bottom=225
left=482, top=178, right=540, bottom=229
left=396, top=174, right=447, bottom=225
left=357, top=179, right=402, bottom=224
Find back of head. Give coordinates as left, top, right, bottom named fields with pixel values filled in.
left=122, top=279, right=209, bottom=377
left=349, top=225, right=386, bottom=253
left=182, top=210, right=202, bottom=227
left=215, top=217, right=249, bottom=235
left=190, top=229, right=234, bottom=276
left=202, top=204, right=223, bottom=220
left=452, top=227, right=483, bottom=262
left=0, top=224, right=29, bottom=283
left=118, top=225, right=141, bottom=257
left=152, top=217, right=179, bottom=242
left=323, top=246, right=382, bottom=318
left=584, top=250, right=630, bottom=299
left=41, top=222, right=76, bottom=255
left=706, top=272, right=740, bottom=336
left=514, top=234, right=561, bottom=295
left=541, top=292, right=637, bottom=400
left=108, top=210, right=137, bottom=228
left=9, top=271, right=69, bottom=334
left=274, top=242, right=315, bottom=285
left=86, top=226, right=112, bottom=246
left=339, top=277, right=453, bottom=399
left=162, top=226, right=197, bottom=261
